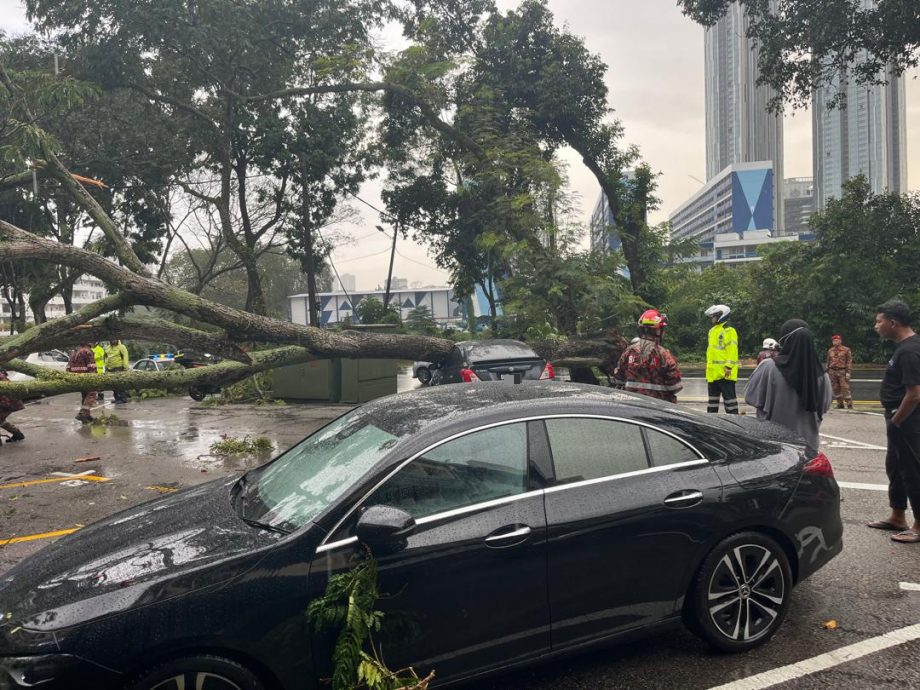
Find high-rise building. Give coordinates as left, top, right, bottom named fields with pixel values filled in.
left=589, top=192, right=620, bottom=254
left=669, top=162, right=781, bottom=265
left=704, top=1, right=784, bottom=230
left=783, top=177, right=815, bottom=235
left=813, top=47, right=908, bottom=208
left=334, top=273, right=356, bottom=292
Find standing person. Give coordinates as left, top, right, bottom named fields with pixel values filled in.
left=757, top=338, right=780, bottom=364
left=92, top=342, right=106, bottom=402
left=613, top=310, right=682, bottom=403
left=67, top=342, right=99, bottom=424
left=867, top=299, right=920, bottom=543
left=826, top=334, right=854, bottom=409
left=0, top=369, right=25, bottom=442
left=704, top=304, right=739, bottom=413
left=744, top=319, right=832, bottom=455
left=105, top=339, right=130, bottom=403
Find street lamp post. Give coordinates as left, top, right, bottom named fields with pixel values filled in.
left=376, top=223, right=398, bottom=310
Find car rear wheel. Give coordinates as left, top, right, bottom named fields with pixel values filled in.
left=416, top=366, right=432, bottom=385
left=689, top=531, right=792, bottom=653
left=128, top=655, right=264, bottom=690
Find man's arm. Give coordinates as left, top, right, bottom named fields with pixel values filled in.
left=892, top=385, right=920, bottom=427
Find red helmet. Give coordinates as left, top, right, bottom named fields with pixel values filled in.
left=638, top=309, right=668, bottom=330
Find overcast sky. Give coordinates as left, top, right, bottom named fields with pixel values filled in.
left=2, top=0, right=917, bottom=291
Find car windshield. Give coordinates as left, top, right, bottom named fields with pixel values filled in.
left=241, top=408, right=400, bottom=532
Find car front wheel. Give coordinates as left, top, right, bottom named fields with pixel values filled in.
left=128, top=655, right=264, bottom=690
left=689, top=531, right=792, bottom=653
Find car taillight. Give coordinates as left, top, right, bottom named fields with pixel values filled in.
left=539, top=362, right=555, bottom=380
left=460, top=368, right=481, bottom=383
left=804, top=452, right=834, bottom=478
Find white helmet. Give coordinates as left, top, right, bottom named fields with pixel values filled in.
left=705, top=304, right=731, bottom=322
left=762, top=337, right=779, bottom=350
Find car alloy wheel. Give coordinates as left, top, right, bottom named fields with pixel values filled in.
left=130, top=655, right=264, bottom=690
left=691, top=532, right=792, bottom=652
left=150, top=672, right=244, bottom=690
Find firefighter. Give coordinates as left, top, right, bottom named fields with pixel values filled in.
left=613, top=310, right=683, bottom=403
left=705, top=304, right=739, bottom=414
left=67, top=342, right=99, bottom=424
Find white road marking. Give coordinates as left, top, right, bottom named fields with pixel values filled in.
left=837, top=481, right=889, bottom=492
left=899, top=582, right=920, bottom=592
left=50, top=470, right=98, bottom=478
left=820, top=433, right=887, bottom=451
left=708, top=623, right=920, bottom=689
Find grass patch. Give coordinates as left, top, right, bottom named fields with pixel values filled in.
left=209, top=435, right=274, bottom=456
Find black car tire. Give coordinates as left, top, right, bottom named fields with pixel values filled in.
left=689, top=531, right=792, bottom=653
left=189, top=385, right=207, bottom=401
left=416, top=366, right=432, bottom=385
left=128, top=655, right=264, bottom=690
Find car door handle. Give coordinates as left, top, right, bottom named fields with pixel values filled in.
left=663, top=490, right=704, bottom=508
left=485, top=525, right=532, bottom=547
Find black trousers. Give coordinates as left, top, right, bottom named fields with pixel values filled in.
left=109, top=367, right=128, bottom=402
left=707, top=379, right=738, bottom=414
left=885, top=412, right=920, bottom=515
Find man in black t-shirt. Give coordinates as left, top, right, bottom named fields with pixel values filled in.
left=867, top=299, right=920, bottom=543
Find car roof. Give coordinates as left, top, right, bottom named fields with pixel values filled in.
left=354, top=381, right=803, bottom=449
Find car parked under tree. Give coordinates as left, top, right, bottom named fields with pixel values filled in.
left=0, top=383, right=842, bottom=689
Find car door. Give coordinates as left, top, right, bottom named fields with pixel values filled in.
left=539, top=415, right=724, bottom=649
left=308, top=421, right=550, bottom=682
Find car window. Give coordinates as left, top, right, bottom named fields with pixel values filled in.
left=644, top=428, right=702, bottom=466
left=249, top=410, right=400, bottom=531
left=546, top=418, right=648, bottom=483
left=363, top=423, right=528, bottom=519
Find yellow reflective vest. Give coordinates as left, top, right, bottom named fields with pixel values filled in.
left=92, top=345, right=105, bottom=373
left=706, top=323, right=739, bottom=382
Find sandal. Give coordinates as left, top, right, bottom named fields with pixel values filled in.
left=891, top=530, right=920, bottom=544
left=867, top=520, right=910, bottom=531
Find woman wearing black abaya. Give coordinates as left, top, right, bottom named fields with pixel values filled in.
left=744, top=319, right=833, bottom=454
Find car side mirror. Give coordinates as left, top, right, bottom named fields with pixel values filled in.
left=355, top=505, right=416, bottom=553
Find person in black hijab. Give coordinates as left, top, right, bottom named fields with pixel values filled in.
left=745, top=319, right=832, bottom=454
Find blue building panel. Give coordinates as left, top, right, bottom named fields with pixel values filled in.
left=731, top=169, right=774, bottom=235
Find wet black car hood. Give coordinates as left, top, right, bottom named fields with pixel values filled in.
left=0, top=477, right=279, bottom=632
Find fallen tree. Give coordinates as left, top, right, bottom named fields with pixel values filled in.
left=0, top=56, right=626, bottom=400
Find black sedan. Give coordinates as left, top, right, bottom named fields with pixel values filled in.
left=430, top=339, right=554, bottom=384
left=0, top=384, right=842, bottom=689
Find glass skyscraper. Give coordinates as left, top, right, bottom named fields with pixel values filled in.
left=813, top=53, right=908, bottom=209
left=704, top=1, right=784, bottom=230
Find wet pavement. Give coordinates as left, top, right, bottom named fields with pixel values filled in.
left=0, top=370, right=918, bottom=689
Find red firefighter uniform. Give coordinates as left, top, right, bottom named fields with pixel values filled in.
left=614, top=338, right=683, bottom=403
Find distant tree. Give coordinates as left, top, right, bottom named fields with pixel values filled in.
left=678, top=0, right=920, bottom=109
left=405, top=305, right=438, bottom=335
left=354, top=297, right=401, bottom=326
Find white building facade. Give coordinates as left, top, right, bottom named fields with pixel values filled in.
left=0, top=276, right=107, bottom=326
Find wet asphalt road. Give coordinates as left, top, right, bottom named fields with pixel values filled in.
left=0, top=372, right=918, bottom=689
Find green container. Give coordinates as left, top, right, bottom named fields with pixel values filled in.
left=339, top=358, right=398, bottom=404
left=271, top=359, right=341, bottom=402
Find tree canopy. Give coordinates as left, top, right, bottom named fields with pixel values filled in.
left=678, top=0, right=920, bottom=109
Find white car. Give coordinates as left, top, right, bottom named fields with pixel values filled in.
left=5, top=350, right=70, bottom=381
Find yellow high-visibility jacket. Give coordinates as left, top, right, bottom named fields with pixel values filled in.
left=706, top=323, right=739, bottom=382
left=92, top=345, right=105, bottom=373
